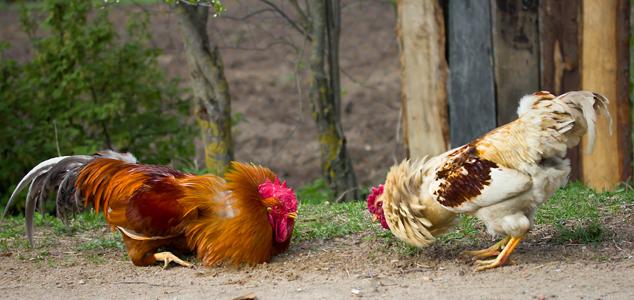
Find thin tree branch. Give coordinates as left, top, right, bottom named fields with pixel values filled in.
left=217, top=40, right=294, bottom=52
left=293, top=38, right=308, bottom=121
left=258, top=0, right=312, bottom=41
left=53, top=120, right=61, bottom=156
left=289, top=0, right=309, bottom=27
left=177, top=0, right=217, bottom=8
left=221, top=8, right=276, bottom=21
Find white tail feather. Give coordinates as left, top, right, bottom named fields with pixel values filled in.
left=2, top=156, right=68, bottom=219
left=557, top=91, right=611, bottom=154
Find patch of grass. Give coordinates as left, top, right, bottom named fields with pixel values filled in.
left=554, top=221, right=604, bottom=244
left=292, top=179, right=377, bottom=242
left=536, top=182, right=601, bottom=225
left=61, top=212, right=107, bottom=233
left=77, top=234, right=124, bottom=252
left=0, top=210, right=107, bottom=254
left=0, top=216, right=24, bottom=239
left=296, top=179, right=333, bottom=205
left=0, top=215, right=28, bottom=253
left=30, top=211, right=107, bottom=236
left=438, top=215, right=480, bottom=244
left=293, top=200, right=371, bottom=242
left=85, top=253, right=108, bottom=265
left=535, top=181, right=634, bottom=244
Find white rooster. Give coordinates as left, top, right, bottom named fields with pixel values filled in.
left=367, top=91, right=611, bottom=271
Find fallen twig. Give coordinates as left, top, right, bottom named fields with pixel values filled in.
left=233, top=292, right=257, bottom=300
left=114, top=281, right=179, bottom=288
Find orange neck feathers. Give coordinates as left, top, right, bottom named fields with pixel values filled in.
left=181, top=162, right=280, bottom=265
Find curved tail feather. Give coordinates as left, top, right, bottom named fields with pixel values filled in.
left=552, top=91, right=611, bottom=153
left=3, top=150, right=137, bottom=246
left=517, top=91, right=611, bottom=155
left=3, top=156, right=69, bottom=219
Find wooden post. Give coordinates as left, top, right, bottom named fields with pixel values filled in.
left=538, top=0, right=583, bottom=180
left=397, top=0, right=449, bottom=158
left=580, top=0, right=632, bottom=190
left=447, top=0, right=496, bottom=147
left=490, top=0, right=540, bottom=125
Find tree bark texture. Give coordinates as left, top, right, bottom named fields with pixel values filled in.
left=307, top=0, right=358, bottom=201
left=176, top=3, right=233, bottom=174
left=396, top=0, right=449, bottom=158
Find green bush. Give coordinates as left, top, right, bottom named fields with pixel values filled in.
left=0, top=0, right=194, bottom=209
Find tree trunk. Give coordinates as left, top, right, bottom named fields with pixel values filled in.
left=307, top=0, right=358, bottom=201
left=176, top=3, right=233, bottom=174
left=397, top=0, right=449, bottom=158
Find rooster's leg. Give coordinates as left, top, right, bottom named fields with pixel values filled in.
left=153, top=252, right=193, bottom=269
left=461, top=236, right=510, bottom=259
left=473, top=236, right=523, bottom=271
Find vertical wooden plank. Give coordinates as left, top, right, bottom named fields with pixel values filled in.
left=616, top=0, right=632, bottom=182
left=538, top=0, right=583, bottom=180
left=397, top=0, right=449, bottom=158
left=490, top=0, right=540, bottom=125
left=447, top=0, right=496, bottom=147
left=580, top=0, right=632, bottom=190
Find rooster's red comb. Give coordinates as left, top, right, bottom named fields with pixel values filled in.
left=366, top=184, right=384, bottom=214
left=258, top=177, right=298, bottom=213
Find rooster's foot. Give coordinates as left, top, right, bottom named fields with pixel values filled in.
left=462, top=236, right=510, bottom=259
left=473, top=236, right=522, bottom=272
left=153, top=252, right=193, bottom=269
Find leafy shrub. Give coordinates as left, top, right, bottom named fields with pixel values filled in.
left=0, top=0, right=194, bottom=210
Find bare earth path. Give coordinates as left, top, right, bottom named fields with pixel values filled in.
left=2, top=231, right=634, bottom=300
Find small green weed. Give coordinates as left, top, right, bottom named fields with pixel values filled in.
left=438, top=215, right=480, bottom=244
left=296, top=179, right=333, bottom=205
left=554, top=221, right=605, bottom=244
left=77, top=234, right=124, bottom=252
left=31, top=211, right=106, bottom=235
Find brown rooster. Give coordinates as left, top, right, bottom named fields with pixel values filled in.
left=4, top=151, right=298, bottom=267
left=367, top=91, right=611, bottom=271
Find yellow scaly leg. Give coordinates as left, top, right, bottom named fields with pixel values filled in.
left=153, top=252, right=193, bottom=269
left=462, top=236, right=510, bottom=259
left=474, top=236, right=523, bottom=271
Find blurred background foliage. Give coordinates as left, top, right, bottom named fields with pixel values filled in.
left=0, top=0, right=195, bottom=209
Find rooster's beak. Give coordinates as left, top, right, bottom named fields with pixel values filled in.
left=287, top=212, right=297, bottom=219
left=371, top=214, right=378, bottom=222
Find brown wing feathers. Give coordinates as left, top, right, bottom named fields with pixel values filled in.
left=433, top=144, right=498, bottom=208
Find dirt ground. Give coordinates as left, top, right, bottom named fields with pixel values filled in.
left=2, top=208, right=634, bottom=299
left=2, top=2, right=634, bottom=299
left=2, top=223, right=634, bottom=300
